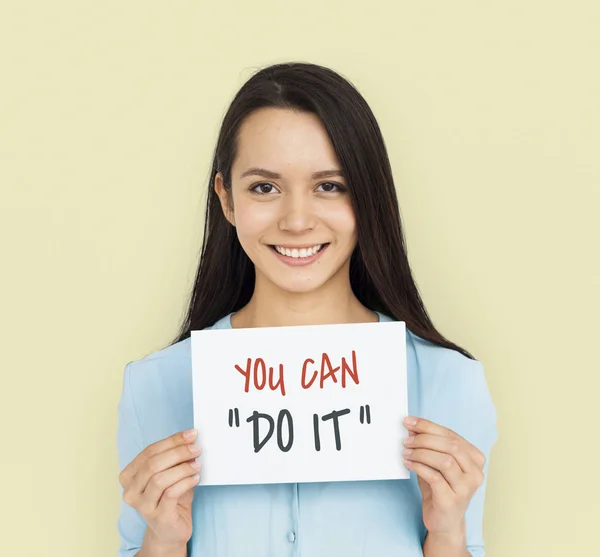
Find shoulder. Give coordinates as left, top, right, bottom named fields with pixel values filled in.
left=126, top=336, right=191, bottom=387
left=407, top=328, right=488, bottom=395
left=125, top=312, right=231, bottom=383
left=121, top=317, right=230, bottom=444
left=380, top=312, right=487, bottom=385
left=122, top=338, right=193, bottom=441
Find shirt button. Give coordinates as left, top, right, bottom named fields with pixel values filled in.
left=288, top=532, right=296, bottom=543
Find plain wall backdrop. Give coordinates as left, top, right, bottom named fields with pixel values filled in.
left=1, top=1, right=598, bottom=555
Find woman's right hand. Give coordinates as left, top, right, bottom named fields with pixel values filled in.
left=119, top=428, right=201, bottom=547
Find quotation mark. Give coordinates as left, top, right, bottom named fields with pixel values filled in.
left=228, top=408, right=240, bottom=427
left=359, top=405, right=371, bottom=424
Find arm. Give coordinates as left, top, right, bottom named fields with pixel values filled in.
left=118, top=363, right=188, bottom=557
left=422, top=448, right=494, bottom=557
left=459, top=361, right=497, bottom=557
left=423, top=520, right=469, bottom=557
left=117, top=363, right=200, bottom=557
left=117, top=362, right=148, bottom=557
left=135, top=529, right=187, bottom=557
left=118, top=362, right=199, bottom=556
left=406, top=359, right=497, bottom=557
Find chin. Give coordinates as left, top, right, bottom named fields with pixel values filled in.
left=269, top=276, right=330, bottom=295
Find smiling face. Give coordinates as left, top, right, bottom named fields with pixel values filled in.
left=215, top=107, right=357, bottom=296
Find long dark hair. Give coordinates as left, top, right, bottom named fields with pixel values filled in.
left=169, top=61, right=475, bottom=360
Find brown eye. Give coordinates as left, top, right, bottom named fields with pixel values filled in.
left=250, top=183, right=278, bottom=194
left=316, top=182, right=344, bottom=193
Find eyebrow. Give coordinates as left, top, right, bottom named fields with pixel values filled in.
left=239, top=167, right=345, bottom=180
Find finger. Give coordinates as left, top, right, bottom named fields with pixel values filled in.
left=404, top=459, right=454, bottom=499
left=404, top=417, right=486, bottom=469
left=404, top=448, right=464, bottom=493
left=131, top=442, right=202, bottom=504
left=124, top=429, right=198, bottom=481
left=404, top=416, right=462, bottom=441
left=156, top=472, right=201, bottom=515
left=404, top=433, right=481, bottom=474
left=140, top=459, right=201, bottom=515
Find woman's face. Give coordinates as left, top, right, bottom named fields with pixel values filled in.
left=215, top=107, right=357, bottom=295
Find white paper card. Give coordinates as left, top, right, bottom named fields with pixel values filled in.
left=191, top=320, right=409, bottom=486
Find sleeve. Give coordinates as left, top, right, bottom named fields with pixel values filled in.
left=455, top=360, right=498, bottom=557
left=423, top=356, right=498, bottom=557
left=116, top=362, right=148, bottom=556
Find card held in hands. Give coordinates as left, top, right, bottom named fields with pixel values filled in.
left=191, top=320, right=409, bottom=486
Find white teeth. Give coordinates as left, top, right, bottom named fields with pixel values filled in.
left=274, top=244, right=323, bottom=258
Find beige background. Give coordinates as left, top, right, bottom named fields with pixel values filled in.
left=1, top=1, right=598, bottom=555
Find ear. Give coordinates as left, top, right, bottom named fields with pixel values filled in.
left=214, top=172, right=235, bottom=226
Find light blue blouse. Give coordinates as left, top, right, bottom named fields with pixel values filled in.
left=117, top=312, right=498, bottom=557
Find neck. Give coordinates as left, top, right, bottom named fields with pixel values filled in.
left=232, top=271, right=377, bottom=329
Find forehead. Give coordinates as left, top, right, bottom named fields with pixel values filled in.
left=233, top=108, right=341, bottom=175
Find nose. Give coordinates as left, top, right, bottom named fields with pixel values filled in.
left=278, top=190, right=317, bottom=233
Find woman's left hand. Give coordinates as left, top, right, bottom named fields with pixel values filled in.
left=402, top=416, right=486, bottom=538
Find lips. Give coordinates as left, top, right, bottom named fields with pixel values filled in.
left=269, top=243, right=330, bottom=266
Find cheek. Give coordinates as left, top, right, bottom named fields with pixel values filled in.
left=322, top=202, right=357, bottom=238
left=232, top=201, right=274, bottom=242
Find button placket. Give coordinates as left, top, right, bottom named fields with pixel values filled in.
left=290, top=482, right=300, bottom=554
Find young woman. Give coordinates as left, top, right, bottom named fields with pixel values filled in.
left=117, top=62, right=497, bottom=557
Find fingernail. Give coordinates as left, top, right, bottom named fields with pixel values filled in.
left=191, top=460, right=201, bottom=470
left=184, top=429, right=197, bottom=439
left=404, top=417, right=417, bottom=426
left=189, top=443, right=201, bottom=454
left=403, top=436, right=415, bottom=445
left=402, top=449, right=413, bottom=456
